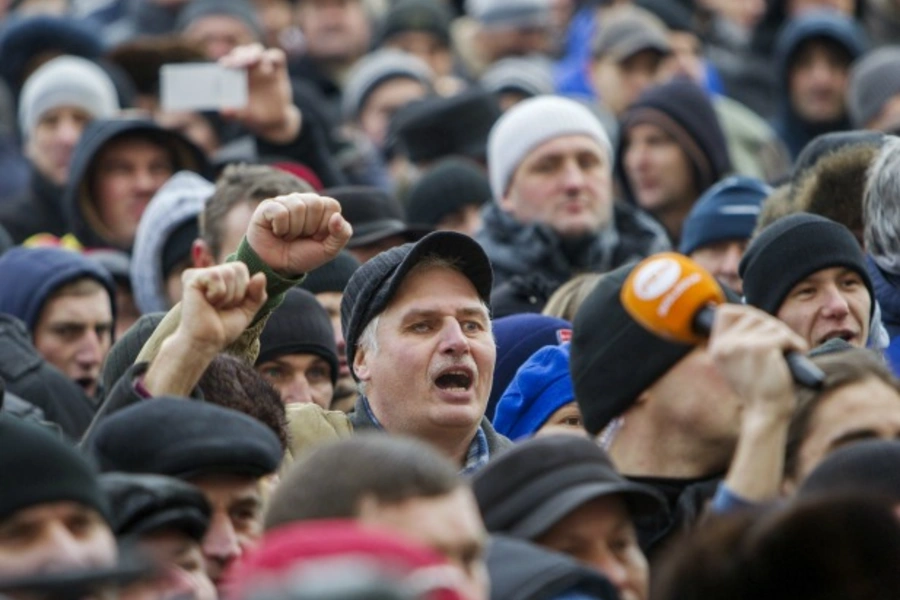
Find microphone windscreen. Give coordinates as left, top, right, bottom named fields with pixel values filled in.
left=620, top=253, right=725, bottom=344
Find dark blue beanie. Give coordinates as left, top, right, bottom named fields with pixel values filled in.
left=494, top=343, right=574, bottom=440
left=488, top=314, right=572, bottom=420
left=679, top=175, right=770, bottom=255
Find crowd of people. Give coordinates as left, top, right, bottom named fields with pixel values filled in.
left=2, top=0, right=900, bottom=598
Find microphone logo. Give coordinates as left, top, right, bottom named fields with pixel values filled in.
left=632, top=256, right=682, bottom=301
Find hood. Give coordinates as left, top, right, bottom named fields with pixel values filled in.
left=0, top=246, right=115, bottom=331
left=772, top=11, right=867, bottom=157
left=774, top=10, right=868, bottom=94
left=63, top=118, right=211, bottom=252
left=130, top=171, right=213, bottom=314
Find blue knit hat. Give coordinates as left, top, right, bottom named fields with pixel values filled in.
left=678, top=175, right=770, bottom=256
left=488, top=314, right=571, bottom=420
left=494, top=343, right=574, bottom=440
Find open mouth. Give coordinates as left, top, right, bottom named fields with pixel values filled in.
left=434, top=369, right=473, bottom=392
left=818, top=330, right=856, bottom=345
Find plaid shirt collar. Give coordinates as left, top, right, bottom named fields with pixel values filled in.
left=360, top=396, right=491, bottom=475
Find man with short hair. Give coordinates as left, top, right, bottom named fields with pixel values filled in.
left=616, top=78, right=732, bottom=244
left=773, top=10, right=867, bottom=158
left=678, top=176, right=769, bottom=294
left=0, top=413, right=117, bottom=582
left=0, top=247, right=115, bottom=400
left=341, top=230, right=512, bottom=471
left=194, top=163, right=313, bottom=267
left=739, top=213, right=874, bottom=349
left=264, top=434, right=489, bottom=600
left=478, top=95, right=669, bottom=291
left=783, top=345, right=900, bottom=493
left=0, top=55, right=119, bottom=243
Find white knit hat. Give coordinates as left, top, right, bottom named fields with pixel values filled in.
left=18, top=55, right=120, bottom=138
left=487, top=95, right=613, bottom=201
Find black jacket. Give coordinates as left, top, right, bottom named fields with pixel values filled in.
left=629, top=474, right=721, bottom=564
left=0, top=315, right=95, bottom=439
left=487, top=535, right=620, bottom=600
left=0, top=170, right=68, bottom=244
left=476, top=202, right=670, bottom=290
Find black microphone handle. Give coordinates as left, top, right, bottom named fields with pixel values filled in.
left=692, top=306, right=825, bottom=390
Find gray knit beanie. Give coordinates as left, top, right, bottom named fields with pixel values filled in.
left=487, top=95, right=613, bottom=201
left=342, top=49, right=434, bottom=121
left=18, top=55, right=119, bottom=138
left=848, top=46, right=900, bottom=128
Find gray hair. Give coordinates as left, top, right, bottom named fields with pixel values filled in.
left=864, top=136, right=900, bottom=271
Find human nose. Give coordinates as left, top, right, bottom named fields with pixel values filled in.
left=203, top=511, right=240, bottom=563
left=820, top=284, right=851, bottom=319
left=439, top=319, right=470, bottom=355
left=284, top=374, right=313, bottom=405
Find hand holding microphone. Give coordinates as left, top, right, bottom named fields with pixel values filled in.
left=621, top=253, right=824, bottom=389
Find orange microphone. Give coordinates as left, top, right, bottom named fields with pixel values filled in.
left=621, top=252, right=824, bottom=389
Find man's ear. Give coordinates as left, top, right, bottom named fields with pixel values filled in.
left=192, top=239, right=215, bottom=268
left=354, top=346, right=371, bottom=382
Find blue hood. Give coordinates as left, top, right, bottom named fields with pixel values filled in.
left=0, top=247, right=115, bottom=332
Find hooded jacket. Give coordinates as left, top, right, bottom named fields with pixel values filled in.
left=772, top=11, right=868, bottom=159
left=0, top=315, right=95, bottom=439
left=476, top=201, right=670, bottom=291
left=0, top=246, right=116, bottom=332
left=63, top=119, right=210, bottom=251
left=130, top=171, right=213, bottom=314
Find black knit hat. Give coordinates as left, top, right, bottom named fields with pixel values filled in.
left=405, top=157, right=492, bottom=226
left=87, top=397, right=283, bottom=479
left=257, top=288, right=339, bottom=384
left=100, top=472, right=211, bottom=542
left=472, top=435, right=665, bottom=539
left=327, top=186, right=432, bottom=248
left=341, top=231, right=493, bottom=380
left=739, top=213, right=874, bottom=316
left=616, top=78, right=732, bottom=202
left=377, top=0, right=452, bottom=47
left=570, top=262, right=693, bottom=435
left=298, top=251, right=361, bottom=295
left=0, top=413, right=110, bottom=523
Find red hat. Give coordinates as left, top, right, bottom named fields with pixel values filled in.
left=226, top=520, right=468, bottom=600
